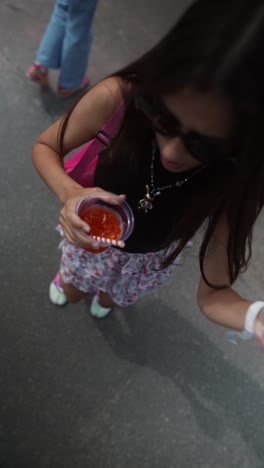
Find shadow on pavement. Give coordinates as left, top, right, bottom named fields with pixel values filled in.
left=93, top=303, right=264, bottom=466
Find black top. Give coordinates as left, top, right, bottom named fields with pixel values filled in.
left=94, top=142, right=204, bottom=253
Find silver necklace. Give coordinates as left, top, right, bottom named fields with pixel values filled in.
left=138, top=144, right=203, bottom=214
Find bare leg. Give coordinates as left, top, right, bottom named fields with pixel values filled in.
left=60, top=275, right=88, bottom=304
left=59, top=274, right=117, bottom=308
left=98, top=291, right=116, bottom=308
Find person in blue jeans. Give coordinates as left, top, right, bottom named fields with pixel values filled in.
left=27, top=0, right=98, bottom=97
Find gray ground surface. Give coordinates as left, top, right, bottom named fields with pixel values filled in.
left=0, top=1, right=264, bottom=467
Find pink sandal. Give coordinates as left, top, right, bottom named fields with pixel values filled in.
left=57, top=75, right=90, bottom=98
left=26, top=63, right=50, bottom=87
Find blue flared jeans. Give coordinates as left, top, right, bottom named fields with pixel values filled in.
left=36, top=0, right=98, bottom=88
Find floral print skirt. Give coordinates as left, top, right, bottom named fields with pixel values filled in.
left=58, top=237, right=184, bottom=307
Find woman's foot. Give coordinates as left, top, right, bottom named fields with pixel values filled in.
left=26, top=62, right=49, bottom=87
left=57, top=75, right=90, bottom=98
left=49, top=272, right=68, bottom=306
left=90, top=291, right=114, bottom=319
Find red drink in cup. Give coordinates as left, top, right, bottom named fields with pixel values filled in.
left=76, top=195, right=134, bottom=254
left=80, top=204, right=122, bottom=253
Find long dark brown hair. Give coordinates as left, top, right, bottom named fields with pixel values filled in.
left=60, top=0, right=264, bottom=287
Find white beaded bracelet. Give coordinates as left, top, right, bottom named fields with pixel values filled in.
left=244, top=301, right=264, bottom=334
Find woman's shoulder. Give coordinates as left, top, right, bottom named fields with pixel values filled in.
left=97, top=75, right=128, bottom=104
left=71, top=76, right=129, bottom=134
left=85, top=76, right=128, bottom=113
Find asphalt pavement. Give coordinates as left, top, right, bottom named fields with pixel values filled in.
left=0, top=1, right=264, bottom=467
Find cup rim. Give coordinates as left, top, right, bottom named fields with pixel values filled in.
left=75, top=195, right=135, bottom=243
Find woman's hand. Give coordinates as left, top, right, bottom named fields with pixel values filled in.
left=59, top=186, right=126, bottom=251
left=254, top=308, right=264, bottom=348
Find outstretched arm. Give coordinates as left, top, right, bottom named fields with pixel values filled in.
left=197, top=216, right=264, bottom=347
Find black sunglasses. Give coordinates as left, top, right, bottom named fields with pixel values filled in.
left=135, top=95, right=234, bottom=166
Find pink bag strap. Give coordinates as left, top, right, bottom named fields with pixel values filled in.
left=95, top=128, right=112, bottom=146
left=67, top=100, right=126, bottom=181
left=95, top=99, right=126, bottom=147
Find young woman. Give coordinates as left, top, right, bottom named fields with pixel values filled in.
left=33, top=0, right=264, bottom=346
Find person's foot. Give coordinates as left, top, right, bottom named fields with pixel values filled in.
left=57, top=75, right=90, bottom=98
left=49, top=272, right=68, bottom=306
left=26, top=62, right=49, bottom=87
left=90, top=292, right=112, bottom=318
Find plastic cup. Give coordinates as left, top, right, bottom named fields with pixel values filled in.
left=75, top=194, right=135, bottom=253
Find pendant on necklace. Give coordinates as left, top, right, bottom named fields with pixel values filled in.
left=137, top=142, right=204, bottom=214
left=138, top=185, right=160, bottom=213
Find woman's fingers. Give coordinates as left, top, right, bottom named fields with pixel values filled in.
left=59, top=188, right=127, bottom=249
left=62, top=224, right=100, bottom=250
left=72, top=186, right=126, bottom=205
left=60, top=209, right=90, bottom=231
left=60, top=212, right=99, bottom=249
left=88, top=189, right=126, bottom=205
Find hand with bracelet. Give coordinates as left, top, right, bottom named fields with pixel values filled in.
left=247, top=302, right=264, bottom=346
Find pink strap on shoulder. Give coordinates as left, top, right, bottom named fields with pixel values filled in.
left=102, top=100, right=126, bottom=135
left=64, top=100, right=126, bottom=185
